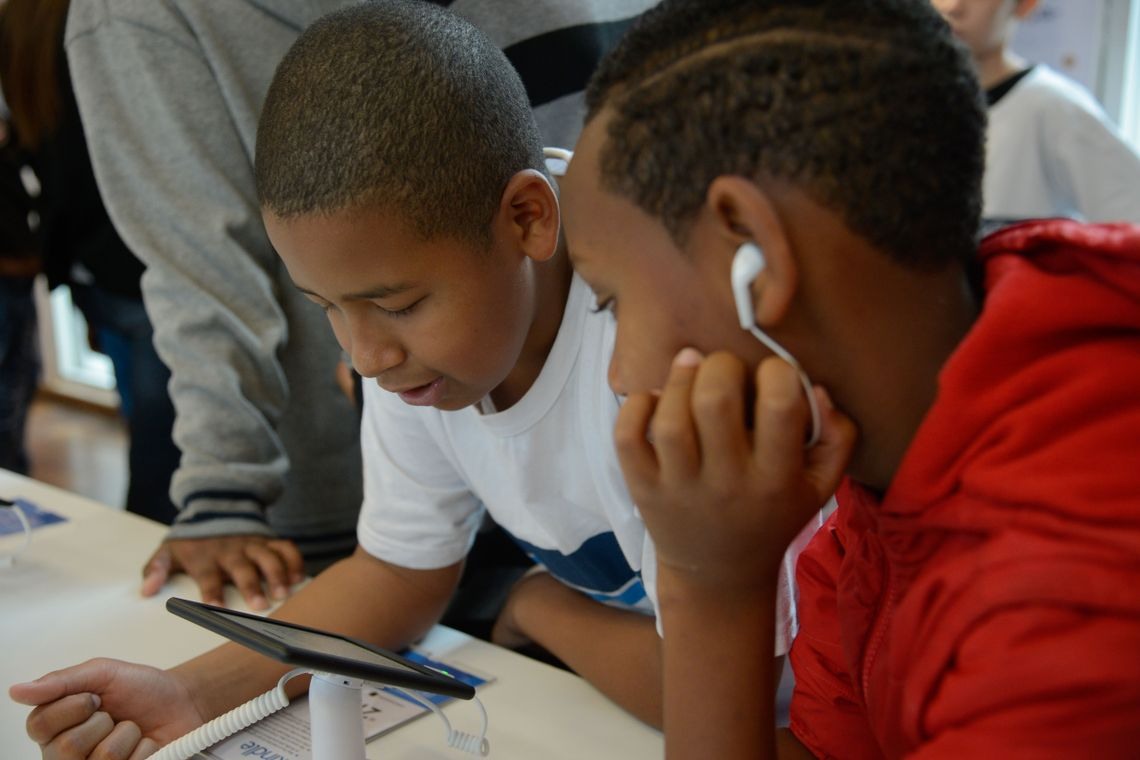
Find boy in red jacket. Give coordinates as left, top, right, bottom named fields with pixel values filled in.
left=560, top=0, right=1140, bottom=757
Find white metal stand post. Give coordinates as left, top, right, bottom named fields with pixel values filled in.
left=309, top=672, right=367, bottom=760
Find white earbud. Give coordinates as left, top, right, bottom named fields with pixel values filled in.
left=730, top=242, right=822, bottom=447
left=732, top=242, right=767, bottom=330
left=543, top=147, right=572, bottom=178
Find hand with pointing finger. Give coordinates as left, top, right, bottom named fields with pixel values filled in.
left=10, top=658, right=204, bottom=760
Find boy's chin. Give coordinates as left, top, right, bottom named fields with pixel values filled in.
left=432, top=396, right=478, bottom=412
left=843, top=442, right=883, bottom=494
left=428, top=382, right=487, bottom=413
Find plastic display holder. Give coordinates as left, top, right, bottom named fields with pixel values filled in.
left=309, top=672, right=367, bottom=760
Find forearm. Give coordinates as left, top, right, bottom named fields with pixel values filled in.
left=657, top=568, right=780, bottom=760
left=514, top=583, right=663, bottom=727
left=175, top=548, right=461, bottom=719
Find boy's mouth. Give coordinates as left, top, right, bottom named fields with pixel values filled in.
left=394, top=377, right=446, bottom=407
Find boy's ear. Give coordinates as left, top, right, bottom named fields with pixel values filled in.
left=703, top=175, right=796, bottom=329
left=496, top=169, right=561, bottom=262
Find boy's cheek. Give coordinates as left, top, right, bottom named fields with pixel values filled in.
left=324, top=316, right=351, bottom=355
left=610, top=344, right=678, bottom=399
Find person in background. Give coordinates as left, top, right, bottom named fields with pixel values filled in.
left=0, top=100, right=40, bottom=475
left=63, top=0, right=655, bottom=622
left=560, top=0, right=1140, bottom=756
left=0, top=0, right=180, bottom=521
left=933, top=0, right=1140, bottom=223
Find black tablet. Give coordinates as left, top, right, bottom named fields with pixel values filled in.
left=166, top=597, right=475, bottom=700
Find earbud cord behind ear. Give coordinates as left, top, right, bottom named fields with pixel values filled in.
left=731, top=242, right=822, bottom=447
left=742, top=324, right=822, bottom=448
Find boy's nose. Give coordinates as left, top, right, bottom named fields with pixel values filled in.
left=349, top=338, right=406, bottom=379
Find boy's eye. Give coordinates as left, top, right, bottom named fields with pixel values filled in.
left=378, top=296, right=424, bottom=318
left=305, top=296, right=334, bottom=313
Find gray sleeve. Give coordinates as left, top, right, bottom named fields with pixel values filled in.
left=450, top=0, right=659, bottom=149
left=66, top=3, right=289, bottom=539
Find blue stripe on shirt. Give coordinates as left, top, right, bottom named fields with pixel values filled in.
left=510, top=531, right=647, bottom=610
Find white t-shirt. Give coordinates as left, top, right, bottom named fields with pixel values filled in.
left=358, top=272, right=803, bottom=652
left=985, top=65, right=1140, bottom=224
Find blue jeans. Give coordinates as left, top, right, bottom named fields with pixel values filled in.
left=0, top=277, right=38, bottom=474
left=71, top=284, right=180, bottom=524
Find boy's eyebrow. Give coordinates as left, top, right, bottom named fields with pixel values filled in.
left=292, top=282, right=415, bottom=300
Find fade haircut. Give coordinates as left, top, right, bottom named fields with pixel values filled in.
left=585, top=0, right=986, bottom=270
left=256, top=0, right=546, bottom=247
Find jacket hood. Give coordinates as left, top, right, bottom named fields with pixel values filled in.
left=883, top=219, right=1140, bottom=556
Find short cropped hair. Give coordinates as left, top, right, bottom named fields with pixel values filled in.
left=585, top=0, right=986, bottom=270
left=256, top=0, right=546, bottom=246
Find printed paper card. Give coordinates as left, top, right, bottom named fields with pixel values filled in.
left=0, top=498, right=67, bottom=537
left=197, top=651, right=491, bottom=760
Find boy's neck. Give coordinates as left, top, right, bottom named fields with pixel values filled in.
left=488, top=244, right=574, bottom=410
left=849, top=268, right=979, bottom=493
left=771, top=186, right=981, bottom=494
left=808, top=244, right=980, bottom=494
left=976, top=48, right=1027, bottom=91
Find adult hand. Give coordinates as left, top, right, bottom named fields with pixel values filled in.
left=9, top=658, right=205, bottom=759
left=141, top=535, right=305, bottom=610
left=615, top=349, right=857, bottom=592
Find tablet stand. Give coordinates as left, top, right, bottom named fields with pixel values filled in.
left=152, top=665, right=489, bottom=759
left=154, top=597, right=489, bottom=758
left=309, top=672, right=367, bottom=759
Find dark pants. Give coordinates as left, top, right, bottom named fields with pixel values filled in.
left=0, top=277, right=38, bottom=474
left=440, top=521, right=534, bottom=642
left=71, top=284, right=180, bottom=524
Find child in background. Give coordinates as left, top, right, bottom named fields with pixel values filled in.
left=10, top=4, right=803, bottom=756
left=933, top=0, right=1140, bottom=223
left=561, top=0, right=1140, bottom=757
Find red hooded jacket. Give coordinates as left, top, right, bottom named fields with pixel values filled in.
left=789, top=220, right=1140, bottom=758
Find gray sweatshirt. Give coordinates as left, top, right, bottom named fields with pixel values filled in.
left=64, top=0, right=653, bottom=558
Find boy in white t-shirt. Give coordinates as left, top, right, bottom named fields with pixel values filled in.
left=10, top=4, right=804, bottom=755
left=932, top=0, right=1140, bottom=223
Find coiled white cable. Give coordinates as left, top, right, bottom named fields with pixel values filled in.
left=390, top=687, right=490, bottom=757
left=149, top=669, right=308, bottom=760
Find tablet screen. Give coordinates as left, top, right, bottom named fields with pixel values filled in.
left=212, top=609, right=420, bottom=674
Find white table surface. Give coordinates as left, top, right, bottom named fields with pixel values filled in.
left=0, top=470, right=663, bottom=759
